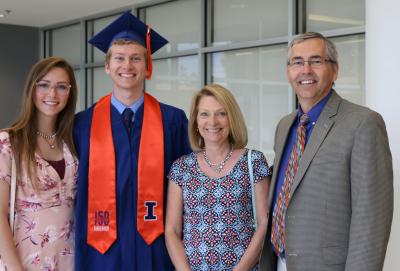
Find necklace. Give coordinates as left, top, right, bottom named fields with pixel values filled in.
left=37, top=131, right=57, bottom=149
left=203, top=146, right=234, bottom=173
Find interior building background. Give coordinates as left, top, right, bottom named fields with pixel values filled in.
left=0, top=1, right=398, bottom=270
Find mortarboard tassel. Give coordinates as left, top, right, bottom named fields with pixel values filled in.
left=146, top=26, right=153, bottom=80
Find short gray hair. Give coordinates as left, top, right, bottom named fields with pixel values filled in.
left=287, top=32, right=338, bottom=64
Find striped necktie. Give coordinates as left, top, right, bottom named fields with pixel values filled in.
left=271, top=113, right=309, bottom=256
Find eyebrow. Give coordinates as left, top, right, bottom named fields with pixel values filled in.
left=38, top=80, right=69, bottom=84
left=291, top=55, right=323, bottom=60
left=309, top=55, right=323, bottom=59
left=114, top=52, right=142, bottom=56
left=198, top=108, right=226, bottom=112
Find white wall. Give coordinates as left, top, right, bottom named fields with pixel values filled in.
left=366, top=1, right=399, bottom=270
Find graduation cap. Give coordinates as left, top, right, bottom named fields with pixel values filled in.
left=88, top=11, right=168, bottom=79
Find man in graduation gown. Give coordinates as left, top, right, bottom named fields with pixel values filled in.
left=73, top=11, right=191, bottom=270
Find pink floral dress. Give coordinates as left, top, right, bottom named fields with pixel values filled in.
left=0, top=131, right=78, bottom=271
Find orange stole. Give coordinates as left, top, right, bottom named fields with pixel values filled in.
left=88, top=93, right=164, bottom=254
left=137, top=93, right=164, bottom=245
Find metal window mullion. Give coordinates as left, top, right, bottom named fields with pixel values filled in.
left=79, top=19, right=86, bottom=109
left=206, top=0, right=213, bottom=84
left=299, top=0, right=306, bottom=34
left=317, top=26, right=366, bottom=38
left=48, top=30, right=53, bottom=57
left=39, top=30, right=44, bottom=59
left=288, top=0, right=296, bottom=113
left=200, top=0, right=206, bottom=87
left=201, top=36, right=289, bottom=54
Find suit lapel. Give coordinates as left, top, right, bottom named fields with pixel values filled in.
left=290, top=91, right=342, bottom=198
left=268, top=112, right=297, bottom=207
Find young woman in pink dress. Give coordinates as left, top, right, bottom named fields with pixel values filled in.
left=0, top=57, right=78, bottom=271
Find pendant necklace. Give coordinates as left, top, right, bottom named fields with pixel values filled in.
left=37, top=131, right=57, bottom=149
left=203, top=146, right=234, bottom=173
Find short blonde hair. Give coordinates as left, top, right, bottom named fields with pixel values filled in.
left=189, top=84, right=248, bottom=151
left=105, top=39, right=148, bottom=67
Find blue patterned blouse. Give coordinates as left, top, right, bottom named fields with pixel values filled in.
left=168, top=149, right=271, bottom=271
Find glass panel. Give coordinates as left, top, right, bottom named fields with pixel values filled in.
left=144, top=0, right=201, bottom=55
left=306, top=0, right=365, bottom=31
left=73, top=69, right=83, bottom=112
left=52, top=24, right=81, bottom=65
left=91, top=14, right=121, bottom=62
left=211, top=45, right=289, bottom=161
left=212, top=0, right=288, bottom=46
left=146, top=56, right=200, bottom=115
left=332, top=34, right=365, bottom=105
left=93, top=67, right=113, bottom=103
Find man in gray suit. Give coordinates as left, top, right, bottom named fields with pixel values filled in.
left=260, top=32, right=393, bottom=271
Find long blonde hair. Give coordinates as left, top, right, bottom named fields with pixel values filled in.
left=4, top=57, right=77, bottom=190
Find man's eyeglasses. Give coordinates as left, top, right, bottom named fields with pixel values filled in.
left=288, top=57, right=336, bottom=69
left=35, top=81, right=71, bottom=95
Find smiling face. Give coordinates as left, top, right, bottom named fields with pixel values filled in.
left=196, top=95, right=230, bottom=147
left=33, top=67, right=71, bottom=121
left=105, top=43, right=147, bottom=95
left=287, top=38, right=338, bottom=112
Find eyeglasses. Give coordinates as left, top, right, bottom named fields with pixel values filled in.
left=35, top=81, right=71, bottom=95
left=288, top=57, right=336, bottom=69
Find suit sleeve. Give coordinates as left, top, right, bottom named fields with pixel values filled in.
left=345, top=112, right=393, bottom=271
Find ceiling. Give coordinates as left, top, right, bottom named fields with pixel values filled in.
left=0, top=0, right=148, bottom=27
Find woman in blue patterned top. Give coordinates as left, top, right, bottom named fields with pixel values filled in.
left=165, top=84, right=271, bottom=271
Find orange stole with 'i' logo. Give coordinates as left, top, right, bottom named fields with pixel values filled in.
left=88, top=93, right=164, bottom=254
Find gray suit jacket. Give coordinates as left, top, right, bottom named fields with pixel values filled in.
left=260, top=91, right=393, bottom=271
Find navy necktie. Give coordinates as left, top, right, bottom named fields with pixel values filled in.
left=122, top=108, right=134, bottom=133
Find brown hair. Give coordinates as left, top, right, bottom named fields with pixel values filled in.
left=188, top=84, right=248, bottom=151
left=4, top=57, right=77, bottom=190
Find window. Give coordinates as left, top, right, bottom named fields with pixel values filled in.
left=147, top=56, right=200, bottom=115
left=332, top=34, right=365, bottom=105
left=210, top=45, right=289, bottom=159
left=211, top=0, right=288, bottom=45
left=50, top=24, right=81, bottom=66
left=43, top=0, right=366, bottom=160
left=92, top=67, right=113, bottom=102
left=306, top=0, right=365, bottom=31
left=74, top=69, right=83, bottom=112
left=89, top=15, right=120, bottom=63
left=143, top=0, right=201, bottom=55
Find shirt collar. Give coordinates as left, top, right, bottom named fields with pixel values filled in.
left=297, top=89, right=333, bottom=124
left=111, top=93, right=144, bottom=115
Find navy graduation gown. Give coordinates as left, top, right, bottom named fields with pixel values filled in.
left=73, top=101, right=191, bottom=271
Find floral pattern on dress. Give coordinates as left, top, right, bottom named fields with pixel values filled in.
left=168, top=149, right=270, bottom=271
left=0, top=131, right=78, bottom=271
